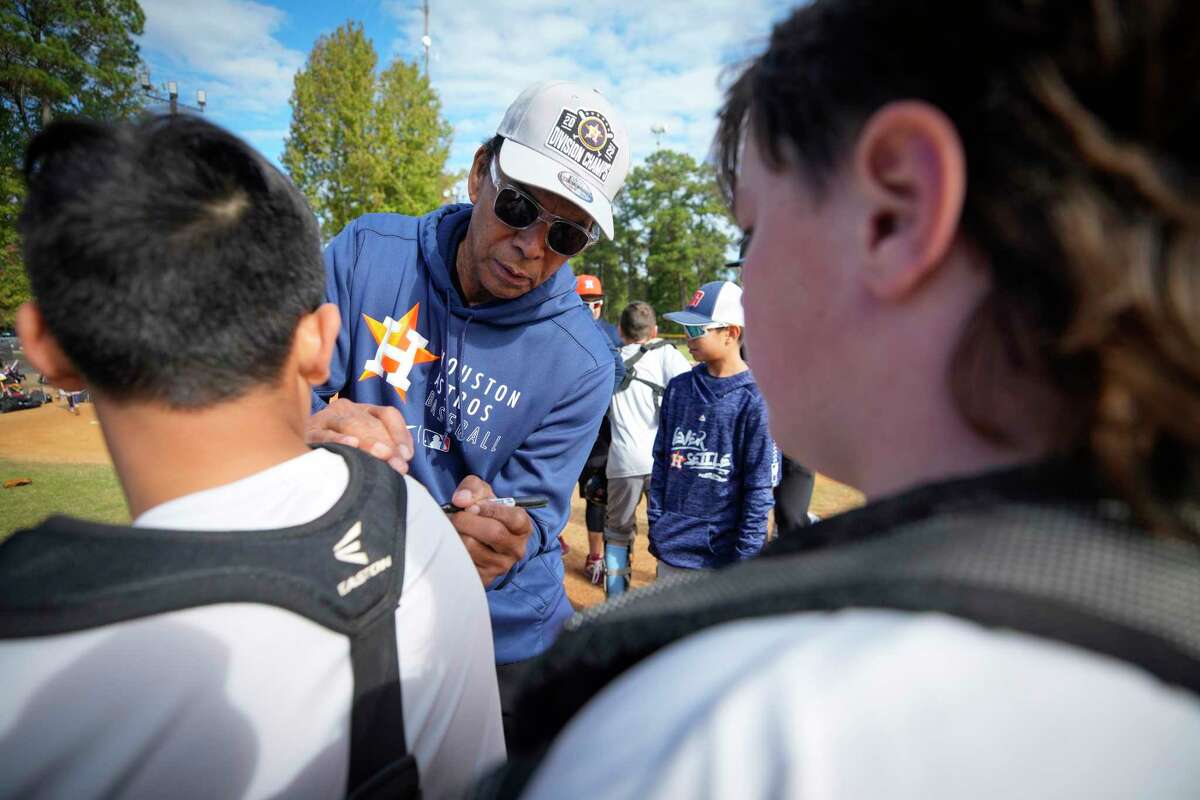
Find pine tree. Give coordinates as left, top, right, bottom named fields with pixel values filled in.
left=282, top=22, right=452, bottom=238
left=0, top=0, right=145, bottom=327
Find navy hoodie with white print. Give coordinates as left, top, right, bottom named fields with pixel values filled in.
left=314, top=205, right=612, bottom=663
left=648, top=364, right=779, bottom=569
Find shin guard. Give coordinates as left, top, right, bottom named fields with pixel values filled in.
left=604, top=543, right=630, bottom=597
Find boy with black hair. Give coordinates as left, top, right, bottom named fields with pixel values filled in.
left=0, top=115, right=503, bottom=799
left=648, top=280, right=778, bottom=576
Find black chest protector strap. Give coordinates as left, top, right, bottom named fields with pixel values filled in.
left=616, top=339, right=669, bottom=396
left=0, top=444, right=418, bottom=800
left=485, top=476, right=1200, bottom=797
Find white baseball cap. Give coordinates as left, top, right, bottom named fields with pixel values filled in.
left=664, top=281, right=745, bottom=327
left=496, top=80, right=630, bottom=240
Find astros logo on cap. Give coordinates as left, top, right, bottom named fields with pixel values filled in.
left=547, top=108, right=620, bottom=182
left=576, top=113, right=609, bottom=152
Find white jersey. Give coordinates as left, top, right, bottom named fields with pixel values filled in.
left=0, top=449, right=504, bottom=800
left=607, top=340, right=692, bottom=478
left=525, top=610, right=1200, bottom=799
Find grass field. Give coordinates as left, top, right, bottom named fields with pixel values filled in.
left=0, top=458, right=128, bottom=538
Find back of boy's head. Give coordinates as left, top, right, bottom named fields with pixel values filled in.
left=619, top=301, right=656, bottom=341
left=19, top=114, right=323, bottom=409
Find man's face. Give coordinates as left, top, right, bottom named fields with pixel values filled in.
left=461, top=148, right=594, bottom=304
left=735, top=131, right=863, bottom=474
left=581, top=295, right=603, bottom=320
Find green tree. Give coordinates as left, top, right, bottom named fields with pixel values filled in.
left=0, top=0, right=145, bottom=326
left=572, top=149, right=735, bottom=329
left=0, top=164, right=27, bottom=330
left=282, top=22, right=452, bottom=238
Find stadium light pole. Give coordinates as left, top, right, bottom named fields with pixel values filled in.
left=137, top=67, right=206, bottom=115
left=650, top=123, right=667, bottom=149
left=421, top=0, right=431, bottom=77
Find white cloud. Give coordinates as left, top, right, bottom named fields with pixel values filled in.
left=383, top=0, right=793, bottom=174
left=138, top=0, right=305, bottom=117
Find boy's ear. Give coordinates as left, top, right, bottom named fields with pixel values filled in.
left=16, top=303, right=86, bottom=390
left=294, top=303, right=342, bottom=387
left=852, top=100, right=966, bottom=301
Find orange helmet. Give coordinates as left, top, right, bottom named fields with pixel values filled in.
left=575, top=274, right=603, bottom=296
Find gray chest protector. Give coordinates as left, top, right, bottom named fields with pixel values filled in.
left=483, top=461, right=1200, bottom=797
left=0, top=444, right=419, bottom=800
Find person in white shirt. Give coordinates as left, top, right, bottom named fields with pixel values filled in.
left=497, top=1, right=1200, bottom=797
left=590, top=301, right=691, bottom=595
left=1, top=114, right=504, bottom=800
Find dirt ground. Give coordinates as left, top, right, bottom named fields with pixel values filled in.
left=0, top=399, right=111, bottom=464
left=0, top=401, right=865, bottom=609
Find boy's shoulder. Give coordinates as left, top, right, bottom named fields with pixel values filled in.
left=666, top=364, right=702, bottom=390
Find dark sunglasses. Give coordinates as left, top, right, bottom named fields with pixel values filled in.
left=489, top=159, right=599, bottom=257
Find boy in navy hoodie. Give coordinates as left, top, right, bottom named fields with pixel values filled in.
left=649, top=280, right=778, bottom=576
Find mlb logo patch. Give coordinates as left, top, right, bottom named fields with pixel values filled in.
left=688, top=289, right=705, bottom=308
left=422, top=428, right=451, bottom=453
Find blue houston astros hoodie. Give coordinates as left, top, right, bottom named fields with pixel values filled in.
left=648, top=364, right=779, bottom=569
left=313, top=205, right=612, bottom=663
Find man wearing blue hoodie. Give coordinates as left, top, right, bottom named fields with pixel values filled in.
left=650, top=280, right=778, bottom=576
left=305, top=82, right=631, bottom=717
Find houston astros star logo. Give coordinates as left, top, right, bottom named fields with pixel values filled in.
left=671, top=452, right=685, bottom=469
left=359, top=303, right=439, bottom=400
left=576, top=113, right=609, bottom=153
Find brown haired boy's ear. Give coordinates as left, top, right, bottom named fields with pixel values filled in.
left=853, top=100, right=966, bottom=301
left=15, top=303, right=85, bottom=390
left=295, top=303, right=343, bottom=387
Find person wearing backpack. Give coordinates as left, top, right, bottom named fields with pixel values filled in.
left=590, top=301, right=691, bottom=594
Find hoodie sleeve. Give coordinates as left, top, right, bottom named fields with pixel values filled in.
left=311, top=219, right=361, bottom=413
left=647, top=382, right=672, bottom=529
left=610, top=336, right=626, bottom=394
left=598, top=321, right=625, bottom=394
left=736, top=392, right=778, bottom=560
left=490, top=356, right=610, bottom=566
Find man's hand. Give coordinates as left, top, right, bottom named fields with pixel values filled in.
left=448, top=475, right=534, bottom=585
left=306, top=397, right=414, bottom=473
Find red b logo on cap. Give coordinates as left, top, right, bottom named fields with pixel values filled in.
left=688, top=289, right=705, bottom=308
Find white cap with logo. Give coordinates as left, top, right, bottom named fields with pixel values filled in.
left=496, top=80, right=631, bottom=240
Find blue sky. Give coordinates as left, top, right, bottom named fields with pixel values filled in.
left=137, top=0, right=795, bottom=185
